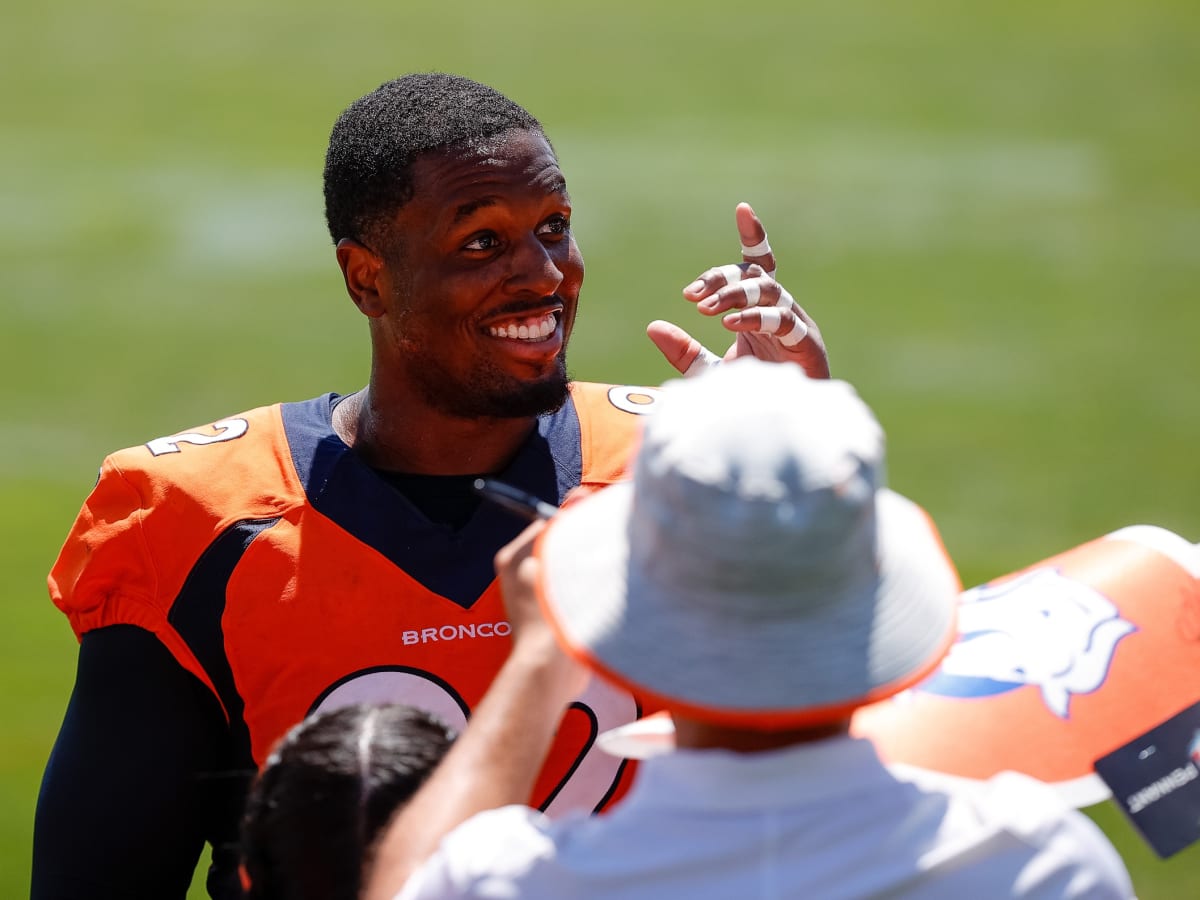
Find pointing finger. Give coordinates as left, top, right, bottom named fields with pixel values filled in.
left=736, top=202, right=776, bottom=279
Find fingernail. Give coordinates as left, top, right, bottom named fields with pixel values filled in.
left=684, top=280, right=705, bottom=294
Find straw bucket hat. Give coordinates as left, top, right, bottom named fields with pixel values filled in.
left=535, top=359, right=961, bottom=729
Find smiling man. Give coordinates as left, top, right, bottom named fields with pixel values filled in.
left=332, top=127, right=583, bottom=455
left=33, top=73, right=827, bottom=900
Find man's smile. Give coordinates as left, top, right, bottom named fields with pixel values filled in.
left=487, top=311, right=558, bottom=342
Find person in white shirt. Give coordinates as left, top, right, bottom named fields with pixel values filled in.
left=364, top=358, right=1136, bottom=900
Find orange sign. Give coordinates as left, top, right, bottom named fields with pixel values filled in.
left=852, top=526, right=1200, bottom=807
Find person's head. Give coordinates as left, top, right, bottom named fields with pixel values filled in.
left=239, top=703, right=455, bottom=900
left=532, top=359, right=963, bottom=747
left=325, top=73, right=582, bottom=419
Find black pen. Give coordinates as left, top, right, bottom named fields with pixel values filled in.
left=472, top=478, right=558, bottom=522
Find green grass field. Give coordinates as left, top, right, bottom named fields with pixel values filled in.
left=3, top=1, right=1198, bottom=895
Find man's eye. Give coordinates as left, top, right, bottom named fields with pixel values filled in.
left=464, top=234, right=500, bottom=251
left=537, top=216, right=570, bottom=237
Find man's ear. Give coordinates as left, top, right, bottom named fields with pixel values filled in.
left=335, top=238, right=387, bottom=318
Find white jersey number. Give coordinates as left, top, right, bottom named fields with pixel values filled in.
left=146, top=418, right=249, bottom=456
left=311, top=666, right=638, bottom=818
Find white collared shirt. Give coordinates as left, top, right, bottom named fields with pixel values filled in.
left=398, top=736, right=1134, bottom=899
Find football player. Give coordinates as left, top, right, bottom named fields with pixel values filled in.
left=33, top=72, right=827, bottom=899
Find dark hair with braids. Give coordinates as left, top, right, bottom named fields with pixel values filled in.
left=239, top=703, right=456, bottom=900
left=323, top=72, right=545, bottom=248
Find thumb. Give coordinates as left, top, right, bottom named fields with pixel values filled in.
left=646, top=320, right=721, bottom=377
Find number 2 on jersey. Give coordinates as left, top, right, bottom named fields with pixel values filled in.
left=146, top=418, right=249, bottom=456
left=310, top=666, right=638, bottom=816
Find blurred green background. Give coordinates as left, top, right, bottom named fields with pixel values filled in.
left=3, top=0, right=1197, bottom=895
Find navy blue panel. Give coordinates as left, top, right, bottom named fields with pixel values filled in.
left=281, top=394, right=585, bottom=609
left=168, top=518, right=278, bottom=770
left=538, top=393, right=583, bottom=504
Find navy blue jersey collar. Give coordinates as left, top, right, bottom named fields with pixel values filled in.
left=280, top=393, right=583, bottom=608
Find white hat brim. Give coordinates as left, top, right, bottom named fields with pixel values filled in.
left=537, top=485, right=960, bottom=728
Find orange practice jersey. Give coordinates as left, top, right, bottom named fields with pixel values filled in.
left=50, top=382, right=663, bottom=815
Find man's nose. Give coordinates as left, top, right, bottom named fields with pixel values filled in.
left=507, top=233, right=564, bottom=296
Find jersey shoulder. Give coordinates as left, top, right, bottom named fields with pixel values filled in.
left=49, top=399, right=311, bottom=642
left=100, top=400, right=305, bottom=543
left=569, top=381, right=661, bottom=487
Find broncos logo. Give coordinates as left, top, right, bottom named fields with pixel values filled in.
left=919, top=568, right=1136, bottom=719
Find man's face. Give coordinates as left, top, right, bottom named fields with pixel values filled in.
left=376, top=128, right=584, bottom=420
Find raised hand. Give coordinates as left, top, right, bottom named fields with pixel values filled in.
left=647, top=202, right=829, bottom=380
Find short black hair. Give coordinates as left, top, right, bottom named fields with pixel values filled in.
left=323, top=72, right=544, bottom=246
left=239, top=703, right=456, bottom=900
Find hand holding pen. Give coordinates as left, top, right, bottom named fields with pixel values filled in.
left=473, top=478, right=558, bottom=522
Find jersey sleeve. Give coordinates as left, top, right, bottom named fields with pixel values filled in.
left=47, top=403, right=299, bottom=711
left=47, top=453, right=223, bottom=704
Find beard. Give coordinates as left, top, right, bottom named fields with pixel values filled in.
left=407, top=349, right=571, bottom=420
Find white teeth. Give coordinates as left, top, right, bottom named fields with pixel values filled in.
left=489, top=312, right=557, bottom=341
